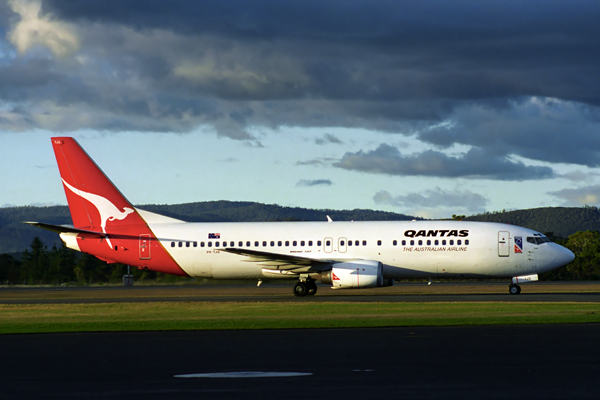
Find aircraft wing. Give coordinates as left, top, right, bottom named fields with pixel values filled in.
left=221, top=248, right=347, bottom=273
left=24, top=222, right=107, bottom=237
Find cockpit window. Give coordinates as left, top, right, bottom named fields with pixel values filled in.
left=527, top=236, right=552, bottom=245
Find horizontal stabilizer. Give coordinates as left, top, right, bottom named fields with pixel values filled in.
left=24, top=222, right=106, bottom=237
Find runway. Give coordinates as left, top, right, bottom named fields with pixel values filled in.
left=1, top=281, right=600, bottom=304
left=3, top=324, right=600, bottom=399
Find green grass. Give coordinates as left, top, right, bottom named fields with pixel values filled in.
left=1, top=302, right=600, bottom=334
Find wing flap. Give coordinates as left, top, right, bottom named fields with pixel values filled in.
left=221, top=248, right=342, bottom=272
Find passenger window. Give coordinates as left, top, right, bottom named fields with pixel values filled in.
left=442, top=240, right=446, bottom=245
left=208, top=242, right=212, bottom=247
left=465, top=240, right=469, bottom=245
left=171, top=242, right=175, bottom=247
left=255, top=241, right=259, bottom=247
left=193, top=242, right=197, bottom=247
left=418, top=240, right=423, bottom=246
left=457, top=240, right=462, bottom=245
left=263, top=241, right=267, bottom=247
left=377, top=240, right=382, bottom=246
left=239, top=241, right=243, bottom=247
left=285, top=241, right=290, bottom=246
left=410, top=240, right=414, bottom=246
left=230, top=241, right=234, bottom=247
left=317, top=240, right=322, bottom=246
left=450, top=240, right=454, bottom=245
left=293, top=241, right=297, bottom=246
left=427, top=240, right=431, bottom=246
left=201, top=242, right=205, bottom=247
left=215, top=242, right=220, bottom=247
left=393, top=240, right=397, bottom=246
left=308, top=241, right=313, bottom=246
left=301, top=241, right=305, bottom=246
left=270, top=241, right=275, bottom=247
left=178, top=242, right=182, bottom=248
left=340, top=240, right=345, bottom=246
left=326, top=240, right=331, bottom=246
left=362, top=240, right=367, bottom=246
left=402, top=240, right=406, bottom=246
left=246, top=241, right=251, bottom=247
left=278, top=241, right=282, bottom=247
left=186, top=242, right=190, bottom=248
left=434, top=240, right=439, bottom=246
left=355, top=240, right=359, bottom=246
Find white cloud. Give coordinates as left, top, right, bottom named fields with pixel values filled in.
left=374, top=187, right=488, bottom=218
left=549, top=185, right=600, bottom=206
left=8, top=0, right=79, bottom=57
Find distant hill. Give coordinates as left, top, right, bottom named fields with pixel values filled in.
left=0, top=201, right=418, bottom=254
left=464, top=206, right=600, bottom=238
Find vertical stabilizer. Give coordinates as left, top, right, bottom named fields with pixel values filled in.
left=51, top=137, right=136, bottom=234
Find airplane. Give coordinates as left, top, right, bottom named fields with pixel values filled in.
left=28, top=137, right=575, bottom=296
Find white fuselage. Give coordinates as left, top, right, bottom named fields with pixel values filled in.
left=144, top=219, right=573, bottom=281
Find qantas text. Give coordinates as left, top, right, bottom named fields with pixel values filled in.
left=404, top=229, right=469, bottom=238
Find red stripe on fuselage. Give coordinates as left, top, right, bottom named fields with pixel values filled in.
left=75, top=224, right=189, bottom=276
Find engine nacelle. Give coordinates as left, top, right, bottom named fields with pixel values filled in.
left=320, top=260, right=384, bottom=289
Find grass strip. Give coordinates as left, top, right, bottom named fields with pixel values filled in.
left=1, top=302, right=600, bottom=334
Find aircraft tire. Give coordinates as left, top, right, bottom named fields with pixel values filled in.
left=509, top=284, right=521, bottom=295
left=293, top=282, right=308, bottom=297
left=307, top=282, right=318, bottom=296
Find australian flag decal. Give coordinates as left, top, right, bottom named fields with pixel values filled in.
left=208, top=233, right=221, bottom=239
left=514, top=236, right=523, bottom=253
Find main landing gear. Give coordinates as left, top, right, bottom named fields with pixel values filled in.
left=293, top=280, right=318, bottom=297
left=508, top=283, right=521, bottom=295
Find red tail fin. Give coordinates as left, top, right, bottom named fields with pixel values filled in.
left=52, top=137, right=136, bottom=233
left=50, top=137, right=187, bottom=276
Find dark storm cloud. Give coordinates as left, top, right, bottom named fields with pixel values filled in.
left=3, top=0, right=600, bottom=169
left=296, top=179, right=332, bottom=187
left=419, top=99, right=600, bottom=167
left=315, top=133, right=343, bottom=145
left=334, top=144, right=554, bottom=180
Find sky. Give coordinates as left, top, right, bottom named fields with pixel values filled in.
left=1, top=0, right=600, bottom=219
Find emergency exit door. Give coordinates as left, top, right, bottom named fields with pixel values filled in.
left=139, top=234, right=151, bottom=260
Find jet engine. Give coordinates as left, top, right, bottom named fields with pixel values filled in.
left=320, top=260, right=390, bottom=289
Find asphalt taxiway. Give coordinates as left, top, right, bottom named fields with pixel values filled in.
left=3, top=324, right=600, bottom=400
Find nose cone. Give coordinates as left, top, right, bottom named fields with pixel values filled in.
left=552, top=243, right=575, bottom=268
left=561, top=246, right=576, bottom=265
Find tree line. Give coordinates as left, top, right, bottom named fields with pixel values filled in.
left=2, top=230, right=600, bottom=285
left=0, top=237, right=186, bottom=286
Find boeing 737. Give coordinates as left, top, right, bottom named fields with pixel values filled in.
left=29, top=137, right=575, bottom=296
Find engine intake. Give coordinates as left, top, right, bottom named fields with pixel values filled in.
left=320, top=260, right=385, bottom=289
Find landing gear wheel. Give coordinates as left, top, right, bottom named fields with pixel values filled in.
left=293, top=282, right=308, bottom=297
left=509, top=284, right=521, bottom=295
left=306, top=281, right=318, bottom=296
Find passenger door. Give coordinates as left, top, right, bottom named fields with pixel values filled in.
left=498, top=231, right=510, bottom=257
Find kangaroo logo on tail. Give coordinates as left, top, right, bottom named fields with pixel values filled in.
left=62, top=179, right=134, bottom=248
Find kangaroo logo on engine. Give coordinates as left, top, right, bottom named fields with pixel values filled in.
left=404, top=229, right=469, bottom=238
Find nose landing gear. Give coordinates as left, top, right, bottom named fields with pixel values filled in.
left=508, top=283, right=521, bottom=295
